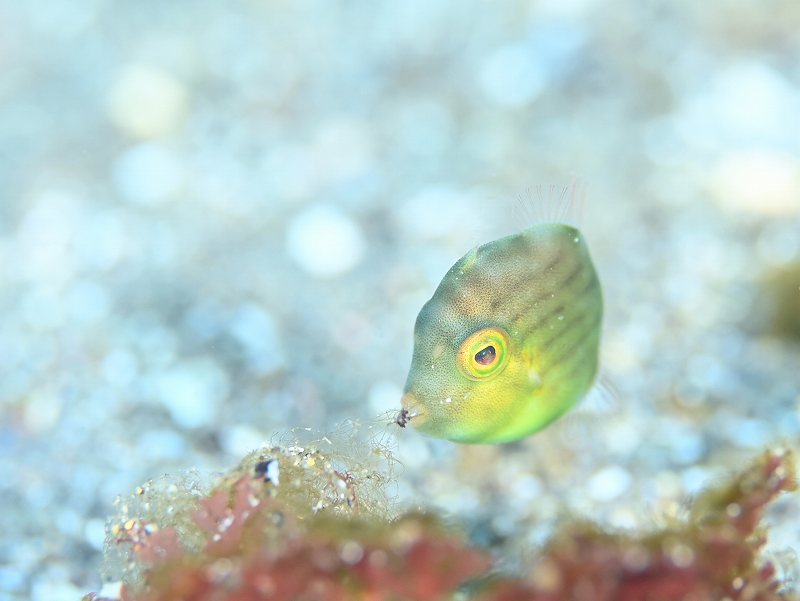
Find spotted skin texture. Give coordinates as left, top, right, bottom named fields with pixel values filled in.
left=400, top=223, right=602, bottom=444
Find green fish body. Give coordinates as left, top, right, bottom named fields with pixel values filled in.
left=399, top=223, right=602, bottom=444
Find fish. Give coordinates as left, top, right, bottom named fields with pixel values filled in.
left=397, top=222, right=602, bottom=444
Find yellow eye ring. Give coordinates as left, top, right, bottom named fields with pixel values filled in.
left=457, top=327, right=510, bottom=381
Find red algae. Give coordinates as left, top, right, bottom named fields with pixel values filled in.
left=479, top=449, right=797, bottom=601
left=85, top=449, right=797, bottom=601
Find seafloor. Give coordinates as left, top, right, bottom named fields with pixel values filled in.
left=1, top=1, right=799, bottom=599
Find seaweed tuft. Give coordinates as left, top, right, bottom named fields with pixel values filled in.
left=86, top=448, right=798, bottom=601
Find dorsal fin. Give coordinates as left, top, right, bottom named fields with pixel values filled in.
left=511, top=177, right=587, bottom=228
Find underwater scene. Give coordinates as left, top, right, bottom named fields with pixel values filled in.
left=1, top=1, right=800, bottom=600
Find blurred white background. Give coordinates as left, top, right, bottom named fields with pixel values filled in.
left=1, top=1, right=799, bottom=599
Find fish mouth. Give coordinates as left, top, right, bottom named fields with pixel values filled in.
left=397, top=392, right=429, bottom=428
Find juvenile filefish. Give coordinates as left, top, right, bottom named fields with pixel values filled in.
left=398, top=223, right=602, bottom=444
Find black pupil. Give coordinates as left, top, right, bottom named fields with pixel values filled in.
left=474, top=345, right=496, bottom=366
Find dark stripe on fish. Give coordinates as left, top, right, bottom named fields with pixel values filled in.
left=539, top=304, right=598, bottom=352
left=549, top=333, right=599, bottom=384
left=509, top=256, right=583, bottom=325
left=539, top=312, right=602, bottom=376
left=527, top=272, right=598, bottom=333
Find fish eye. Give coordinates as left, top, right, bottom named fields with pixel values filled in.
left=458, top=327, right=509, bottom=380
left=474, top=345, right=496, bottom=365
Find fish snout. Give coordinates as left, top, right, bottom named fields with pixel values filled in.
left=398, top=392, right=429, bottom=428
